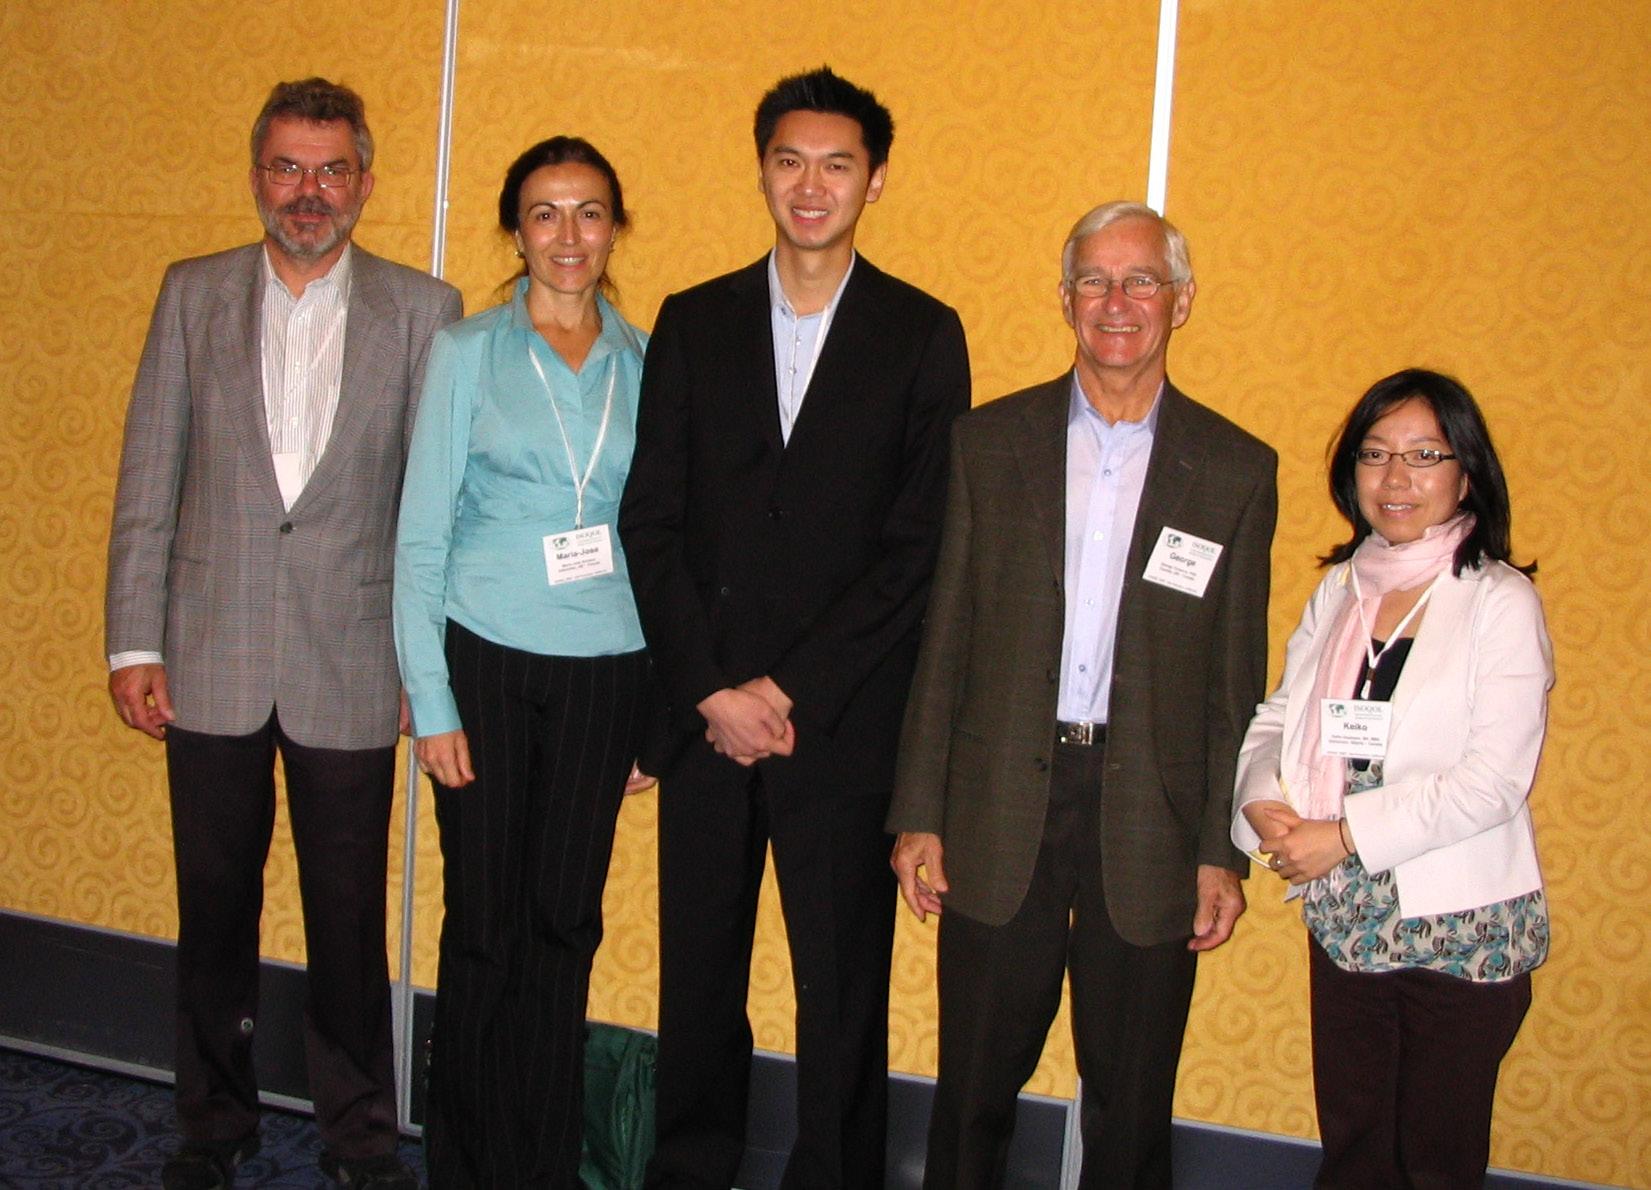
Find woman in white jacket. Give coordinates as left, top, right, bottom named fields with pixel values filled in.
left=1234, top=368, right=1553, bottom=1188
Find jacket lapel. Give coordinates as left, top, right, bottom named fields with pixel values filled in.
left=211, top=246, right=284, bottom=508
left=1386, top=565, right=1479, bottom=736
left=1009, top=377, right=1071, bottom=588
left=726, top=258, right=784, bottom=455
left=293, top=249, right=391, bottom=512
left=1124, top=383, right=1206, bottom=583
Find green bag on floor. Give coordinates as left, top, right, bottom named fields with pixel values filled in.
left=579, top=1022, right=657, bottom=1189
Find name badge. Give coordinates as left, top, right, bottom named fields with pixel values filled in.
left=544, top=524, right=615, bottom=586
left=1142, top=526, right=1223, bottom=598
left=1319, top=698, right=1391, bottom=760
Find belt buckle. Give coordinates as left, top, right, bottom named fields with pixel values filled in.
left=1058, top=721, right=1096, bottom=746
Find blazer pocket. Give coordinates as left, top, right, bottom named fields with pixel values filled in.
left=357, top=580, right=393, bottom=620
left=167, top=555, right=209, bottom=598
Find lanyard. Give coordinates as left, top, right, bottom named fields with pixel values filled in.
left=1349, top=569, right=1441, bottom=699
left=527, top=344, right=616, bottom=530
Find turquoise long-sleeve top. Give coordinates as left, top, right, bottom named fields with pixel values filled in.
left=394, top=280, right=647, bottom=737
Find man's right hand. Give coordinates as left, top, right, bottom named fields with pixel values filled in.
left=697, top=687, right=793, bottom=766
left=416, top=729, right=475, bottom=788
left=109, top=664, right=175, bottom=740
left=891, top=831, right=949, bottom=922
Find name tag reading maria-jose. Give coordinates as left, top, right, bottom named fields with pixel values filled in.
left=544, top=525, right=615, bottom=586
left=1142, top=526, right=1223, bottom=598
left=1319, top=698, right=1392, bottom=760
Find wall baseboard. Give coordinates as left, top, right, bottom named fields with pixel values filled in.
left=0, top=910, right=1591, bottom=1189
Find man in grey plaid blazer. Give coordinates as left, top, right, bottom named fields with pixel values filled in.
left=104, top=79, right=459, bottom=1190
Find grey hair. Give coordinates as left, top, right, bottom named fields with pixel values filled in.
left=250, top=77, right=374, bottom=172
left=1060, top=201, right=1192, bottom=285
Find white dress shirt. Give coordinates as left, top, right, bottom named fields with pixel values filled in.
left=768, top=251, right=855, bottom=444
left=1056, top=375, right=1161, bottom=723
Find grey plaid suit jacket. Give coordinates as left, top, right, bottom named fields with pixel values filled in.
left=106, top=242, right=462, bottom=750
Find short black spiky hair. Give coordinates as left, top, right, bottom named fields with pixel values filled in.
left=753, top=66, right=894, bottom=168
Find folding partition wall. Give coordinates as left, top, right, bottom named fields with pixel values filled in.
left=2, top=1, right=1646, bottom=1184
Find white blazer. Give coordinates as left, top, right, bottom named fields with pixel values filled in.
left=1233, top=559, right=1554, bottom=918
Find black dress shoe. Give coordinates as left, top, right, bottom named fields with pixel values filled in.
left=319, top=1150, right=419, bottom=1188
left=161, top=1134, right=260, bottom=1190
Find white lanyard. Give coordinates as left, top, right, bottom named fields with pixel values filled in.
left=1349, top=569, right=1441, bottom=699
left=527, top=345, right=617, bottom=531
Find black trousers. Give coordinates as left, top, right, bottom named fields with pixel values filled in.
left=424, top=622, right=650, bottom=1189
left=925, top=737, right=1198, bottom=1190
left=1309, top=934, right=1531, bottom=1189
left=646, top=758, right=897, bottom=1190
left=165, top=711, right=398, bottom=1158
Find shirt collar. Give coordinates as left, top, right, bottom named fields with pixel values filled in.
left=767, top=249, right=857, bottom=319
left=508, top=277, right=643, bottom=369
left=1067, top=373, right=1164, bottom=434
left=262, top=242, right=353, bottom=302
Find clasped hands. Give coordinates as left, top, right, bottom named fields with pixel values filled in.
left=1246, top=800, right=1352, bottom=885
left=697, top=676, right=795, bottom=766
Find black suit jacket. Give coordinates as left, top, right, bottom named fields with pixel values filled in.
left=620, top=256, right=970, bottom=797
left=887, top=377, right=1278, bottom=943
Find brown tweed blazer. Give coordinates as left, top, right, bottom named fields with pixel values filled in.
left=887, top=377, right=1277, bottom=945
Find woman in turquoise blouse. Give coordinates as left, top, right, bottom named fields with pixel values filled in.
left=394, top=136, right=653, bottom=1188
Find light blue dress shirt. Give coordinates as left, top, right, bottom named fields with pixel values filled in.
left=768, top=250, right=855, bottom=443
left=394, top=280, right=647, bottom=737
left=1057, top=375, right=1161, bottom=723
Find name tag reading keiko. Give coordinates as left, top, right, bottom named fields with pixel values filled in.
left=1319, top=698, right=1392, bottom=760
left=1142, top=526, right=1223, bottom=598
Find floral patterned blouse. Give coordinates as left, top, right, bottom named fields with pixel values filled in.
left=1302, top=638, right=1549, bottom=983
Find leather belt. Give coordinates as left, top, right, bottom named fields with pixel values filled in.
left=1056, top=720, right=1105, bottom=747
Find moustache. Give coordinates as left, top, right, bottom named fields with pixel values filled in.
left=279, top=196, right=334, bottom=218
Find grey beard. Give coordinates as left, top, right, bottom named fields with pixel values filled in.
left=257, top=195, right=360, bottom=262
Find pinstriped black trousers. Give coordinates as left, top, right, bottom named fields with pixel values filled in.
left=423, top=621, right=650, bottom=1189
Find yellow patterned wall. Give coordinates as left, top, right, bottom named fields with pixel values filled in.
left=3, top=1, right=1647, bottom=1184
left=1168, top=2, right=1651, bottom=1185
left=0, top=0, right=450, bottom=967
left=429, top=1, right=1160, bottom=1098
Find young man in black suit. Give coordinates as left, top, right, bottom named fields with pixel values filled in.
left=620, top=66, right=970, bottom=1190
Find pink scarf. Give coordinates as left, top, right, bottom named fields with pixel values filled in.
left=1291, top=513, right=1474, bottom=820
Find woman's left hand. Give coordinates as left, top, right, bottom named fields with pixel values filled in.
left=1256, top=805, right=1350, bottom=885
left=624, top=763, right=657, bottom=795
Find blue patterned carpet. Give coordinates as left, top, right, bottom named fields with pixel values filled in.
left=0, top=1049, right=425, bottom=1188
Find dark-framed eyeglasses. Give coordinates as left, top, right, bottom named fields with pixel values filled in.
left=1353, top=447, right=1458, bottom=468
left=1066, top=272, right=1178, bottom=300
left=258, top=162, right=357, bottom=189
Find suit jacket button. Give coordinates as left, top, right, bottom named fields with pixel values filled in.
left=279, top=522, right=293, bottom=534
left=1034, top=758, right=1048, bottom=771
left=718, top=585, right=730, bottom=597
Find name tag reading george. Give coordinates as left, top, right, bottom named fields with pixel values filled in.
left=544, top=524, right=615, bottom=586
left=1319, top=698, right=1392, bottom=760
left=1142, top=526, right=1223, bottom=598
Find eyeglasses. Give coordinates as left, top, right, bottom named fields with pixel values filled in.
left=1066, top=273, right=1178, bottom=299
left=1353, top=448, right=1458, bottom=468
left=258, top=162, right=358, bottom=189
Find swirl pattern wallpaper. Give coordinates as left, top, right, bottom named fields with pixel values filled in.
left=1, top=1, right=1646, bottom=1183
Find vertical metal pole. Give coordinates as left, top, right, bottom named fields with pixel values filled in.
left=1146, top=0, right=1181, bottom=215
left=395, top=0, right=462, bottom=1135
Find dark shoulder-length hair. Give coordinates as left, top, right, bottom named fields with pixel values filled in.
left=1322, top=368, right=1535, bottom=577
left=494, top=136, right=628, bottom=301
